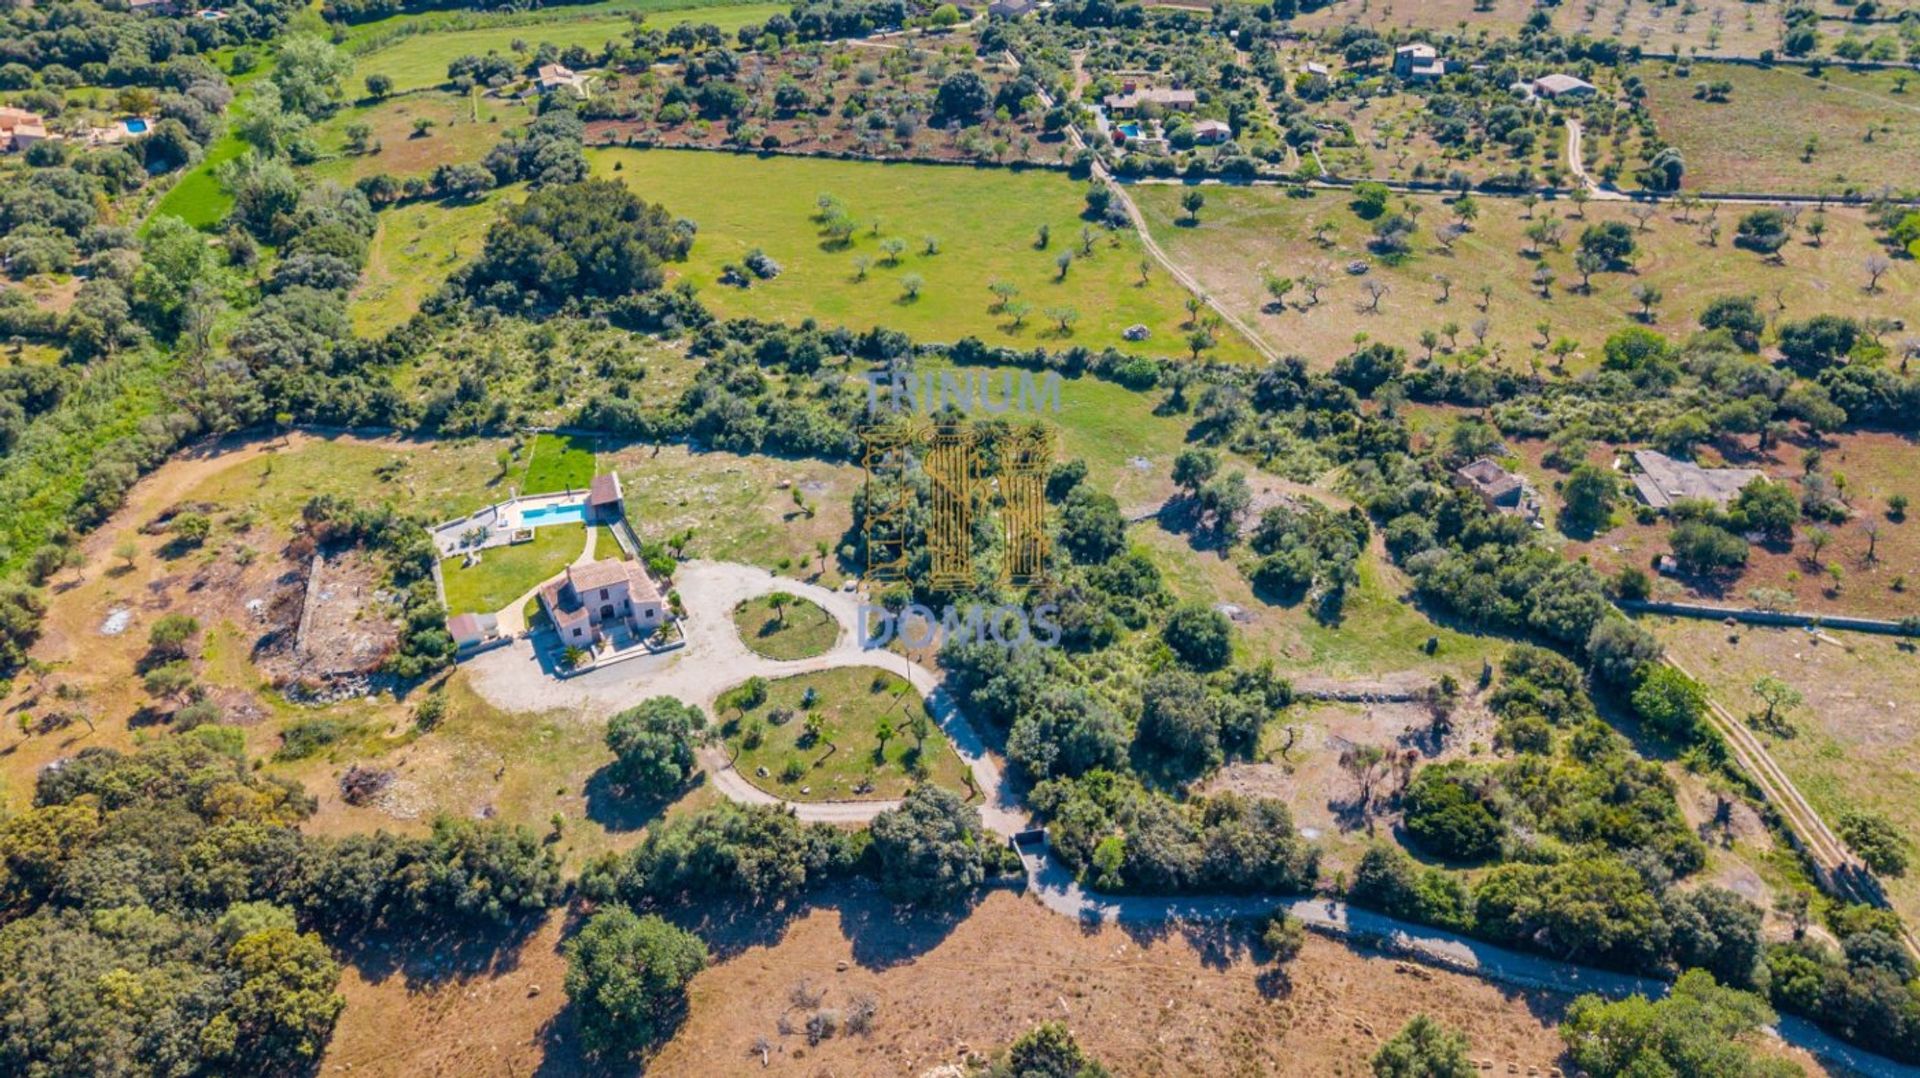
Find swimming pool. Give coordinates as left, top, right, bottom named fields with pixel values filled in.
left=124, top=118, right=148, bottom=133
left=1116, top=122, right=1142, bottom=140
left=519, top=502, right=587, bottom=526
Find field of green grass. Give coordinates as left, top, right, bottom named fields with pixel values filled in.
left=732, top=594, right=840, bottom=659
left=349, top=3, right=785, bottom=94
left=352, top=189, right=506, bottom=336
left=181, top=434, right=512, bottom=537
left=149, top=130, right=247, bottom=230
left=309, top=91, right=530, bottom=188
left=522, top=432, right=597, bottom=493
left=720, top=666, right=970, bottom=800
left=590, top=148, right=1258, bottom=363
left=1638, top=61, right=1920, bottom=193
left=442, top=522, right=585, bottom=614
left=1134, top=184, right=1917, bottom=371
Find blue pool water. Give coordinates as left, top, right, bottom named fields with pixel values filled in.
left=521, top=502, right=587, bottom=526
left=124, top=118, right=148, bottom=133
left=1116, top=122, right=1142, bottom=139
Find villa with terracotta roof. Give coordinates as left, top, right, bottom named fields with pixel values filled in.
left=538, top=557, right=664, bottom=649
left=0, top=107, right=51, bottom=153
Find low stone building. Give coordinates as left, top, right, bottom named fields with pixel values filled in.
left=1455, top=457, right=1526, bottom=509
left=1533, top=73, right=1598, bottom=99
left=1628, top=450, right=1766, bottom=511
left=446, top=611, right=501, bottom=652
left=1393, top=43, right=1449, bottom=81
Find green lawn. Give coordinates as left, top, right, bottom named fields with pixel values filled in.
left=182, top=435, right=513, bottom=538
left=589, top=147, right=1258, bottom=363
left=522, top=432, right=596, bottom=493
left=732, top=594, right=839, bottom=660
left=350, top=3, right=786, bottom=94
left=441, top=522, right=585, bottom=614
left=721, top=666, right=970, bottom=801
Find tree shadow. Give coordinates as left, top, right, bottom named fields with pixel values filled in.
left=582, top=766, right=687, bottom=834
left=1115, top=910, right=1263, bottom=972
left=331, top=909, right=549, bottom=992
left=830, top=882, right=988, bottom=970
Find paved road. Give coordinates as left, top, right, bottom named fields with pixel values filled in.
left=464, top=563, right=1920, bottom=1076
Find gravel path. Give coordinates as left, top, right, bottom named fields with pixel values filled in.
left=463, top=561, right=1026, bottom=833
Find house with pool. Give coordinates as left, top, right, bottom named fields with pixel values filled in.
left=433, top=471, right=680, bottom=671
left=432, top=472, right=625, bottom=558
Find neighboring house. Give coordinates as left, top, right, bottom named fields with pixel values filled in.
left=1301, top=61, right=1331, bottom=77
left=1534, top=73, right=1598, bottom=99
left=1628, top=450, right=1766, bottom=512
left=1103, top=85, right=1198, bottom=114
left=1454, top=457, right=1527, bottom=509
left=535, top=63, right=591, bottom=99
left=587, top=472, right=625, bottom=524
left=539, top=558, right=664, bottom=648
left=446, top=612, right=501, bottom=652
left=988, top=0, right=1036, bottom=17
left=1393, top=43, right=1448, bottom=81
left=0, top=107, right=50, bottom=154
left=1191, top=118, right=1232, bottom=145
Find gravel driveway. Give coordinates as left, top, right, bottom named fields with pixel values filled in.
left=459, top=561, right=1920, bottom=1078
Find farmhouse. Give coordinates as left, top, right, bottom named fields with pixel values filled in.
left=1454, top=458, right=1527, bottom=509
left=1393, top=43, right=1448, bottom=81
left=538, top=558, right=665, bottom=648
left=1628, top=450, right=1766, bottom=511
left=1533, top=73, right=1598, bottom=99
left=1103, top=85, right=1198, bottom=114
left=535, top=63, right=591, bottom=99
left=0, top=107, right=50, bottom=153
left=988, top=0, right=1036, bottom=17
left=1191, top=118, right=1232, bottom=144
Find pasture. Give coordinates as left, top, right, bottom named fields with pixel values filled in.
left=350, top=188, right=505, bottom=336
left=1133, top=183, right=1916, bottom=371
left=589, top=147, right=1259, bottom=363
left=348, top=3, right=786, bottom=94
left=1652, top=616, right=1920, bottom=929
left=1638, top=61, right=1920, bottom=194
left=308, top=91, right=532, bottom=188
